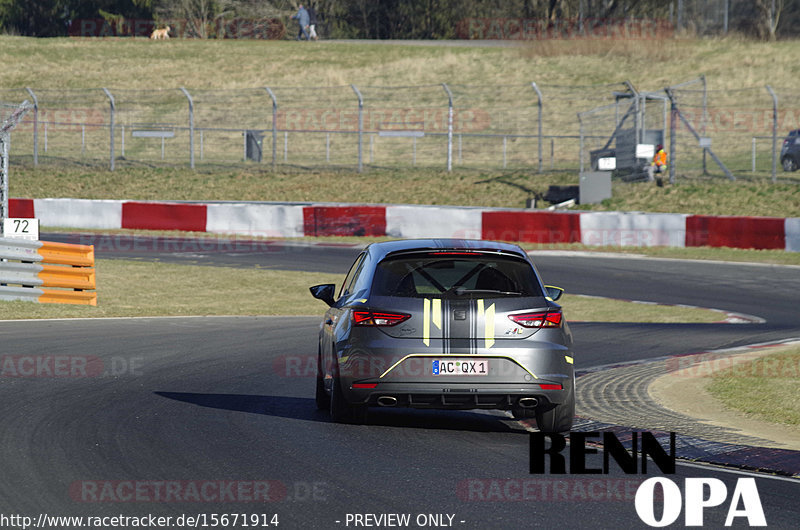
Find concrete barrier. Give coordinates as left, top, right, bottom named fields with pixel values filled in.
left=206, top=203, right=304, bottom=237
left=386, top=205, right=482, bottom=239
left=686, top=215, right=785, bottom=250
left=786, top=218, right=800, bottom=253
left=580, top=212, right=688, bottom=248
left=34, top=198, right=123, bottom=229
left=8, top=197, right=798, bottom=253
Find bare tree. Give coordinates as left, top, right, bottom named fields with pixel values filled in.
left=756, top=0, right=784, bottom=40
left=155, top=0, right=234, bottom=38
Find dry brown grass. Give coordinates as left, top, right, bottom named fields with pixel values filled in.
left=1, top=35, right=797, bottom=92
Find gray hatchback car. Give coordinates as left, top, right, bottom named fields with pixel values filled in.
left=781, top=129, right=800, bottom=171
left=310, top=239, right=575, bottom=432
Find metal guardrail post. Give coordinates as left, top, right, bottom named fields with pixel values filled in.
left=766, top=85, right=777, bottom=183
left=351, top=84, right=364, bottom=173
left=531, top=82, right=543, bottom=172
left=180, top=87, right=195, bottom=169
left=25, top=88, right=38, bottom=166
left=442, top=83, right=453, bottom=172
left=101, top=88, right=115, bottom=171
left=264, top=87, right=277, bottom=170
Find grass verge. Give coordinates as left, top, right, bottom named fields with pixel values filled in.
left=0, top=258, right=723, bottom=322
left=11, top=163, right=800, bottom=218
left=706, top=347, right=800, bottom=426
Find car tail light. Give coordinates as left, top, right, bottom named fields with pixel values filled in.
left=353, top=310, right=410, bottom=327
left=539, top=383, right=562, bottom=390
left=352, top=383, right=378, bottom=389
left=509, top=310, right=562, bottom=328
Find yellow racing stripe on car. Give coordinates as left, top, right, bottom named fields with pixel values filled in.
left=423, top=298, right=442, bottom=347
left=477, top=299, right=495, bottom=349
left=379, top=354, right=538, bottom=380
left=432, top=298, right=441, bottom=330
left=477, top=299, right=496, bottom=349
left=423, top=298, right=430, bottom=346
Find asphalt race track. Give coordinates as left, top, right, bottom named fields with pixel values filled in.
left=1, top=235, right=799, bottom=528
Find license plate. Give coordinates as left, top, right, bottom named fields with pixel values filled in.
left=432, top=359, right=489, bottom=376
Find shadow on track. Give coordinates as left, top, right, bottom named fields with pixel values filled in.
left=155, top=391, right=524, bottom=433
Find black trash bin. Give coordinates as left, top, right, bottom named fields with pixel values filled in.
left=245, top=130, right=264, bottom=162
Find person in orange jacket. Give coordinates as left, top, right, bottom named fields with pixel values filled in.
left=648, top=144, right=667, bottom=182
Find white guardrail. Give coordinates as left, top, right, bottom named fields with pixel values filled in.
left=0, top=237, right=97, bottom=305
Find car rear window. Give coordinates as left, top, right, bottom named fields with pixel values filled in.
left=372, top=254, right=544, bottom=298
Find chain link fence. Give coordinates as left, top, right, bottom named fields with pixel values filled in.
left=2, top=82, right=800, bottom=183
left=666, top=81, right=800, bottom=182
left=1, top=100, right=32, bottom=225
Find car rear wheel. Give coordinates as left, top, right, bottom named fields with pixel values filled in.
left=535, top=389, right=575, bottom=434
left=782, top=156, right=798, bottom=172
left=329, top=372, right=367, bottom=424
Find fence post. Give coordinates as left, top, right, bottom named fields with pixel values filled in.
left=442, top=83, right=453, bottom=171
left=351, top=84, right=364, bottom=173
left=179, top=87, right=195, bottom=169
left=101, top=88, right=115, bottom=171
left=1, top=132, right=7, bottom=227
left=531, top=82, right=543, bottom=173
left=766, top=85, right=777, bottom=183
left=25, top=88, right=38, bottom=166
left=623, top=80, right=640, bottom=144
left=668, top=89, right=677, bottom=184
left=264, top=87, right=277, bottom=170
left=701, top=74, right=708, bottom=174
left=577, top=112, right=584, bottom=173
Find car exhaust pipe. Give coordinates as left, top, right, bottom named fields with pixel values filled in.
left=518, top=397, right=538, bottom=408
left=377, top=396, right=398, bottom=407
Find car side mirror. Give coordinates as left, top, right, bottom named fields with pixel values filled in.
left=544, top=285, right=564, bottom=302
left=310, top=284, right=336, bottom=307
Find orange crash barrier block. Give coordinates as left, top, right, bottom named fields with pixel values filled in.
left=38, top=289, right=97, bottom=306
left=38, top=242, right=95, bottom=267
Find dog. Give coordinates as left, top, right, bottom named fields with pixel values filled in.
left=150, top=26, right=171, bottom=40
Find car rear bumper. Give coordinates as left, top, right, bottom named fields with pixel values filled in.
left=343, top=379, right=574, bottom=411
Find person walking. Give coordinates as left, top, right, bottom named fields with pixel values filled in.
left=307, top=4, right=318, bottom=40
left=291, top=4, right=310, bottom=40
